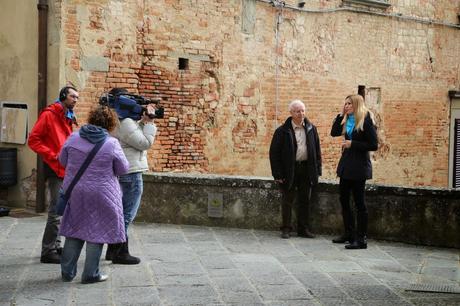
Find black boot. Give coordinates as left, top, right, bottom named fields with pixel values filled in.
left=345, top=237, right=367, bottom=249
left=345, top=211, right=367, bottom=249
left=335, top=203, right=355, bottom=242
left=112, top=238, right=140, bottom=265
left=105, top=243, right=120, bottom=261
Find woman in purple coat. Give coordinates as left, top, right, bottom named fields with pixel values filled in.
left=59, top=105, right=129, bottom=284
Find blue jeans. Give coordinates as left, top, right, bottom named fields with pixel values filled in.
left=61, top=237, right=103, bottom=282
left=119, top=172, right=143, bottom=236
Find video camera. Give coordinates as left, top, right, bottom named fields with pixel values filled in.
left=99, top=92, right=164, bottom=121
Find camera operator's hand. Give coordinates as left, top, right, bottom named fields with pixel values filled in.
left=141, top=104, right=156, bottom=124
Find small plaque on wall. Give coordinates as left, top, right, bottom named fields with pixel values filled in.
left=208, top=192, right=223, bottom=218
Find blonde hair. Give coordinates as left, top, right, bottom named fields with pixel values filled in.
left=341, top=94, right=374, bottom=133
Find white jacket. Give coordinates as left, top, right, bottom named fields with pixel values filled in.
left=115, top=118, right=157, bottom=174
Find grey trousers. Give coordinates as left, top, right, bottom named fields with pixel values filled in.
left=41, top=176, right=63, bottom=257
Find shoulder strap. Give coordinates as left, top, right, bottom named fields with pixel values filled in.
left=63, top=140, right=105, bottom=199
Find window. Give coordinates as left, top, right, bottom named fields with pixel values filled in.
left=178, top=58, right=189, bottom=70
left=453, top=119, right=460, bottom=188
left=343, top=0, right=391, bottom=9
left=449, top=91, right=460, bottom=188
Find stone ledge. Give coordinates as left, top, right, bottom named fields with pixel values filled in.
left=145, top=172, right=459, bottom=198
left=139, top=172, right=460, bottom=248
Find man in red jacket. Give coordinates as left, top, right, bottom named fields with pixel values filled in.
left=28, top=86, right=79, bottom=263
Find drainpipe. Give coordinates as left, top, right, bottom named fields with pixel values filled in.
left=36, top=0, right=48, bottom=213
left=272, top=0, right=285, bottom=128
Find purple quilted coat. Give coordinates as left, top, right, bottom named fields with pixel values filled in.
left=58, top=132, right=129, bottom=244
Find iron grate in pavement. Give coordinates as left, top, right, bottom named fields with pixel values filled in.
left=405, top=283, right=460, bottom=294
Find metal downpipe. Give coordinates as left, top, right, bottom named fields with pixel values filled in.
left=36, top=0, right=49, bottom=213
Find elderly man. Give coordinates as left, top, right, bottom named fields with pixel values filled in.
left=269, top=100, right=322, bottom=239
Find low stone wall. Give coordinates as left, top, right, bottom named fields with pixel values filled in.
left=138, top=172, right=460, bottom=248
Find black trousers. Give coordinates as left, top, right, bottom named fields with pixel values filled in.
left=41, top=176, right=62, bottom=256
left=339, top=178, right=368, bottom=241
left=281, top=162, right=312, bottom=233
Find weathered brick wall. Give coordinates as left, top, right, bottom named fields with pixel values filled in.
left=59, top=0, right=460, bottom=188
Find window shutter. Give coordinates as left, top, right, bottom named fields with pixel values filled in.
left=454, top=119, right=460, bottom=188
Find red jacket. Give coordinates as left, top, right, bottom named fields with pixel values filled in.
left=28, top=102, right=75, bottom=178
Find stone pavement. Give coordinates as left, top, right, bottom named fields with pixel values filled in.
left=0, top=215, right=459, bottom=306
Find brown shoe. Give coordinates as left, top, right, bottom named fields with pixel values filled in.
left=281, top=229, right=290, bottom=239
left=332, top=234, right=354, bottom=244
left=298, top=230, right=315, bottom=238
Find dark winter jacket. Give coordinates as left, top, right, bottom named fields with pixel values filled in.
left=269, top=117, right=322, bottom=190
left=330, top=113, right=378, bottom=180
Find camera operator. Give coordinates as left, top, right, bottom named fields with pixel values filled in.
left=106, top=88, right=157, bottom=265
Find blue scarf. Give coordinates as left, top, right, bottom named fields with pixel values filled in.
left=56, top=101, right=76, bottom=121
left=79, top=124, right=108, bottom=144
left=346, top=114, right=355, bottom=139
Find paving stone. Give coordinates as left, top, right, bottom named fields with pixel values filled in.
left=283, top=262, right=322, bottom=274
left=111, top=286, right=161, bottom=305
left=199, top=254, right=236, bottom=270
left=73, top=287, right=110, bottom=305
left=223, top=242, right=266, bottom=254
left=328, top=272, right=382, bottom=286
left=420, top=266, right=460, bottom=282
left=0, top=289, right=14, bottom=305
left=141, top=243, right=195, bottom=262
left=247, top=272, right=299, bottom=286
left=259, top=242, right=305, bottom=257
left=212, top=276, right=262, bottom=304
left=274, top=255, right=313, bottom=264
left=409, top=297, right=460, bottom=306
left=218, top=291, right=263, bottom=304
left=316, top=298, right=360, bottom=306
left=151, top=260, right=206, bottom=276
left=157, top=284, right=221, bottom=305
left=137, top=232, right=186, bottom=244
left=316, top=261, right=364, bottom=273
left=370, top=271, right=415, bottom=290
left=264, top=300, right=319, bottom=306
left=359, top=258, right=409, bottom=273
left=110, top=264, right=154, bottom=287
left=306, top=285, right=350, bottom=299
left=231, top=253, right=279, bottom=264
left=188, top=241, right=229, bottom=256
left=206, top=268, right=245, bottom=278
left=155, top=273, right=211, bottom=286
left=293, top=272, right=337, bottom=289
left=359, top=299, right=414, bottom=306
left=341, top=284, right=403, bottom=300
left=256, top=283, right=313, bottom=301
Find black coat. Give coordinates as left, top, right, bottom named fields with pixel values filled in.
left=330, top=113, right=378, bottom=180
left=269, top=117, right=322, bottom=190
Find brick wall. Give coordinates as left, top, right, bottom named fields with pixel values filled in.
left=59, top=0, right=460, bottom=188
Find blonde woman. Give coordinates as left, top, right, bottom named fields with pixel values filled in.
left=330, top=94, right=378, bottom=249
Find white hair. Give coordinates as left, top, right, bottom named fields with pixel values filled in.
left=288, top=99, right=305, bottom=112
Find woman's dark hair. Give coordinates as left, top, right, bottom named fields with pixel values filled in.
left=87, top=105, right=118, bottom=132
left=109, top=87, right=128, bottom=96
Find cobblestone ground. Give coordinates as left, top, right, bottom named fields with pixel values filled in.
left=0, top=216, right=459, bottom=306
